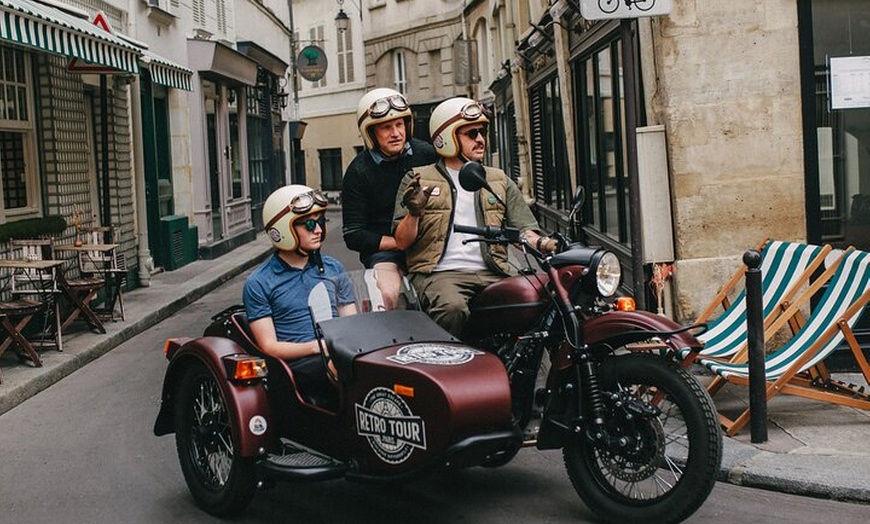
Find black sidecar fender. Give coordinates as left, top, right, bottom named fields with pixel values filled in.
left=154, top=336, right=277, bottom=457
left=582, top=310, right=705, bottom=355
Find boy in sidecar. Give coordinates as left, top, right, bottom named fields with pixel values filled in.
left=243, top=185, right=356, bottom=401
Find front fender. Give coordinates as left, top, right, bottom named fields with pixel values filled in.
left=153, top=336, right=277, bottom=457
left=583, top=310, right=704, bottom=353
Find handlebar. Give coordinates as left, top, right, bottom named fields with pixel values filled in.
left=453, top=224, right=523, bottom=244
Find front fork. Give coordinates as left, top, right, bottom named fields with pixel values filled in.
left=539, top=344, right=659, bottom=451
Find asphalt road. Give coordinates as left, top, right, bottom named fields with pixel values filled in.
left=1, top=265, right=868, bottom=524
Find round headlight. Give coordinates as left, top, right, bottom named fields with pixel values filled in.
left=595, top=251, right=621, bottom=297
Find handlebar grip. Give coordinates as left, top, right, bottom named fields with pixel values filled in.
left=453, top=224, right=487, bottom=236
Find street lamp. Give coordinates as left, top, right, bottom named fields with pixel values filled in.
left=335, top=6, right=350, bottom=32
left=335, top=0, right=361, bottom=33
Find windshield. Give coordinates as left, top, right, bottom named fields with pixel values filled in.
left=307, top=268, right=421, bottom=325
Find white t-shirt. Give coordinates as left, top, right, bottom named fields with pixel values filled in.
left=434, top=166, right=488, bottom=272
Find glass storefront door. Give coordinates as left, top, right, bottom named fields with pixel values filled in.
left=804, top=0, right=870, bottom=252
left=801, top=0, right=870, bottom=362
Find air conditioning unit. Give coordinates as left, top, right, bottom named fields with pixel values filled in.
left=144, top=0, right=176, bottom=16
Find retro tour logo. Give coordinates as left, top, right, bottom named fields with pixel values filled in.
left=386, top=343, right=484, bottom=366
left=355, top=387, right=426, bottom=464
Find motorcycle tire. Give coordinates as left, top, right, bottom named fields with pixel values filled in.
left=174, top=361, right=257, bottom=516
left=563, top=353, right=722, bottom=524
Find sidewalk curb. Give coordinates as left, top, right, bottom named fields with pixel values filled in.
left=0, top=248, right=271, bottom=417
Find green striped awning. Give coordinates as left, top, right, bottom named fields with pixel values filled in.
left=143, top=50, right=193, bottom=91
left=0, top=0, right=140, bottom=74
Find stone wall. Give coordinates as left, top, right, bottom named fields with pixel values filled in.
left=651, top=0, right=807, bottom=321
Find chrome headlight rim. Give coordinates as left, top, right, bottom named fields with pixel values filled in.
left=591, top=250, right=622, bottom=297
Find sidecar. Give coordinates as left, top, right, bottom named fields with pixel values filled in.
left=153, top=269, right=519, bottom=516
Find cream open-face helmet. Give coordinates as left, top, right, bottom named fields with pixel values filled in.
left=262, top=185, right=328, bottom=252
left=356, top=88, right=413, bottom=151
left=429, top=97, right=489, bottom=159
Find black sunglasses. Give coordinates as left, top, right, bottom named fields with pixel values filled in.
left=300, top=215, right=327, bottom=232
left=460, top=126, right=488, bottom=140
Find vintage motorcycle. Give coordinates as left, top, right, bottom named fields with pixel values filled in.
left=154, top=164, right=721, bottom=523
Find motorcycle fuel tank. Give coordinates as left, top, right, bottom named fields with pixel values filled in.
left=346, top=341, right=514, bottom=476
left=465, top=273, right=551, bottom=337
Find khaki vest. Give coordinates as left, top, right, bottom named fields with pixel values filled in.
left=404, top=163, right=513, bottom=275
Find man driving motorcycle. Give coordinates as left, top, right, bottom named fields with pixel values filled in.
left=244, top=185, right=356, bottom=399
left=342, top=88, right=437, bottom=309
left=393, top=97, right=557, bottom=337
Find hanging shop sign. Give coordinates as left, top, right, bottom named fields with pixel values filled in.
left=296, top=45, right=328, bottom=82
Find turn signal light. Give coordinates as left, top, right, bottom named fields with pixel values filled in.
left=223, top=355, right=268, bottom=381
left=616, top=297, right=636, bottom=312
left=394, top=384, right=415, bottom=398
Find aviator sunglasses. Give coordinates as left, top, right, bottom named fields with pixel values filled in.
left=460, top=125, right=488, bottom=140
left=299, top=215, right=327, bottom=232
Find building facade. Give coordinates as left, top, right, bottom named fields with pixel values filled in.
left=467, top=0, right=869, bottom=355
left=0, top=0, right=295, bottom=290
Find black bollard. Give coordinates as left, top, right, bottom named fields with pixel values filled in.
left=744, top=249, right=768, bottom=443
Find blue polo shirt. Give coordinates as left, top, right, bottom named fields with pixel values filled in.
left=243, top=252, right=354, bottom=343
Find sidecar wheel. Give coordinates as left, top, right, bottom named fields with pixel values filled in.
left=175, top=362, right=257, bottom=516
left=563, top=354, right=721, bottom=524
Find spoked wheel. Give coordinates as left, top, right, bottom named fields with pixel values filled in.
left=564, top=353, right=722, bottom=524
left=175, top=362, right=257, bottom=516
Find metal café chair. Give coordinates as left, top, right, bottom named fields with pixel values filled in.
left=76, top=225, right=125, bottom=321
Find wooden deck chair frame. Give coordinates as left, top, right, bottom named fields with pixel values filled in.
left=705, top=247, right=854, bottom=396
left=679, top=239, right=831, bottom=366
left=698, top=248, right=870, bottom=436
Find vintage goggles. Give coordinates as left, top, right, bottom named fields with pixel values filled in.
left=458, top=101, right=485, bottom=121
left=265, top=190, right=328, bottom=231
left=290, top=190, right=328, bottom=214
left=300, top=215, right=327, bottom=232
left=359, top=94, right=409, bottom=124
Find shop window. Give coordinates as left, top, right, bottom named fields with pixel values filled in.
left=573, top=39, right=631, bottom=245
left=0, top=47, right=37, bottom=218
left=318, top=148, right=342, bottom=191
left=529, top=76, right=571, bottom=213
left=805, top=1, right=870, bottom=253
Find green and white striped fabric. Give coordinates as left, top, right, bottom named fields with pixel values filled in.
left=698, top=249, right=870, bottom=379
left=143, top=50, right=193, bottom=91
left=679, top=241, right=827, bottom=360
left=0, top=0, right=140, bottom=73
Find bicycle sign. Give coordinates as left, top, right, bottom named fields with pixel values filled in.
left=579, top=0, right=672, bottom=20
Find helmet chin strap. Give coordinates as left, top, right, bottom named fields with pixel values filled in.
left=310, top=249, right=325, bottom=274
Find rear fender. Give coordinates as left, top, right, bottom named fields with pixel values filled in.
left=583, top=310, right=704, bottom=354
left=153, top=336, right=276, bottom=457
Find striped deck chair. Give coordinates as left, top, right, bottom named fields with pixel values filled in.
left=697, top=248, right=870, bottom=436
left=678, top=240, right=831, bottom=365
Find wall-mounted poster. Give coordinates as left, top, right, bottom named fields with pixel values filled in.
left=830, top=56, right=870, bottom=109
